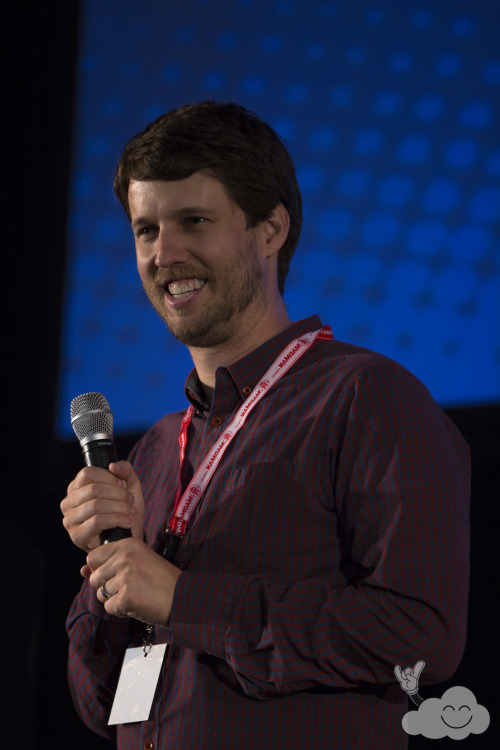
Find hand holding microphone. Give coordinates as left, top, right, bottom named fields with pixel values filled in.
left=62, top=393, right=180, bottom=623
left=61, top=392, right=144, bottom=552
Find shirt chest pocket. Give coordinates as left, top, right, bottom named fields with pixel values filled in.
left=183, top=461, right=335, bottom=583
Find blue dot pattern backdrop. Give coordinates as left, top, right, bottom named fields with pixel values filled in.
left=58, top=0, right=500, bottom=435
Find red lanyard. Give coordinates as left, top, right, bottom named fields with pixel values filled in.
left=167, top=325, right=332, bottom=539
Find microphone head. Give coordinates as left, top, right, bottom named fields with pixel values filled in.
left=70, top=392, right=114, bottom=444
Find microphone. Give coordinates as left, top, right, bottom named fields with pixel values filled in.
left=70, top=392, right=132, bottom=544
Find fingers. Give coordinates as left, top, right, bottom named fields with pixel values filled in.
left=395, top=661, right=425, bottom=694
left=413, top=660, right=425, bottom=679
left=108, top=460, right=137, bottom=484
left=80, top=563, right=92, bottom=579
left=86, top=542, right=120, bottom=605
left=61, top=465, right=140, bottom=552
left=65, top=466, right=124, bottom=500
left=86, top=539, right=182, bottom=625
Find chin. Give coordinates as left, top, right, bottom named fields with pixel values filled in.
left=164, top=313, right=236, bottom=348
left=169, top=325, right=229, bottom=348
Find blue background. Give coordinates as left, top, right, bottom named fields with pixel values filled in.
left=58, top=0, right=500, bottom=435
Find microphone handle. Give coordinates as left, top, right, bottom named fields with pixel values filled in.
left=82, top=438, right=133, bottom=544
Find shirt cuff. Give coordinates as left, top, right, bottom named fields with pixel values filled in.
left=169, top=571, right=242, bottom=658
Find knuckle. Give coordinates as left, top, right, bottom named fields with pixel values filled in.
left=84, top=515, right=100, bottom=537
left=88, top=497, right=105, bottom=515
left=86, top=482, right=103, bottom=500
left=79, top=466, right=95, bottom=481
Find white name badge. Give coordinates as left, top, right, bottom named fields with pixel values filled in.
left=108, top=644, right=167, bottom=725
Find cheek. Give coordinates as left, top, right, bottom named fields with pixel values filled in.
left=135, top=250, right=155, bottom=278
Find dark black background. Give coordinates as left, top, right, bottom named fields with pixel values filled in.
left=2, top=2, right=498, bottom=747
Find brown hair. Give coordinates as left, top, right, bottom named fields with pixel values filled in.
left=113, top=101, right=302, bottom=295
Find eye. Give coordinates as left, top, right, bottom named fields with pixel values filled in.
left=136, top=225, right=157, bottom=239
left=183, top=216, right=208, bottom=228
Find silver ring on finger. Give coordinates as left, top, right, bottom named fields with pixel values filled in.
left=101, top=581, right=112, bottom=599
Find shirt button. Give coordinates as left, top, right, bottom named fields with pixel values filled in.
left=242, top=386, right=252, bottom=395
left=143, top=742, right=154, bottom=750
left=211, top=416, right=223, bottom=426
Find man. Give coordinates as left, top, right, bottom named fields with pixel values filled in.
left=61, top=101, right=470, bottom=749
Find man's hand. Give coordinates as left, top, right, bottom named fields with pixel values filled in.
left=61, top=460, right=144, bottom=552
left=83, top=537, right=182, bottom=626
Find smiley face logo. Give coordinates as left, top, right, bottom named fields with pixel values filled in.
left=402, top=686, right=490, bottom=740
left=441, top=702, right=472, bottom=729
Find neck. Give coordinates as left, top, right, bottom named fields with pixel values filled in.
left=189, top=300, right=291, bottom=389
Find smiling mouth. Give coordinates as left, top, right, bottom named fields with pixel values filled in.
left=166, top=278, right=206, bottom=298
left=441, top=715, right=472, bottom=729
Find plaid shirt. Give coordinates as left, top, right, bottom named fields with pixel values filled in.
left=66, top=316, right=470, bottom=749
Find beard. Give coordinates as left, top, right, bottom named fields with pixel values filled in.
left=143, top=234, right=267, bottom=348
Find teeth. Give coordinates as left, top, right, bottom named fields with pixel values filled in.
left=168, top=279, right=205, bottom=296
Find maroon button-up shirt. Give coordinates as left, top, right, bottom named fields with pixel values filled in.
left=66, top=316, right=470, bottom=749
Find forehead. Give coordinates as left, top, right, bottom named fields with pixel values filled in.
left=128, top=171, right=237, bottom=216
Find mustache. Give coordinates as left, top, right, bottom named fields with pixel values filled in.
left=155, top=266, right=210, bottom=286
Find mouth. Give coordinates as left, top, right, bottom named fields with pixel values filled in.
left=158, top=276, right=207, bottom=310
left=167, top=278, right=205, bottom=299
left=441, top=716, right=472, bottom=729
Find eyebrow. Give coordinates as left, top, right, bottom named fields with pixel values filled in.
left=131, top=206, right=219, bottom=228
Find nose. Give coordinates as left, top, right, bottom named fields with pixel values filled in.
left=154, top=226, right=190, bottom=268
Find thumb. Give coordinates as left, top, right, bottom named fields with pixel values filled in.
left=80, top=563, right=92, bottom=579
left=109, top=460, right=144, bottom=538
left=108, top=460, right=137, bottom=485
left=109, top=461, right=143, bottom=497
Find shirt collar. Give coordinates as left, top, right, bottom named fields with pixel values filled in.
left=183, top=315, right=323, bottom=414
left=185, top=370, right=212, bottom=414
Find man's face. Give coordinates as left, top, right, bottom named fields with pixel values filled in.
left=128, top=172, right=270, bottom=349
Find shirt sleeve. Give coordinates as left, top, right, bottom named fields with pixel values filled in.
left=66, top=578, right=141, bottom=738
left=168, top=360, right=471, bottom=700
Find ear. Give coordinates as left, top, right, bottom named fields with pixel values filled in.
left=262, top=203, right=290, bottom=259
